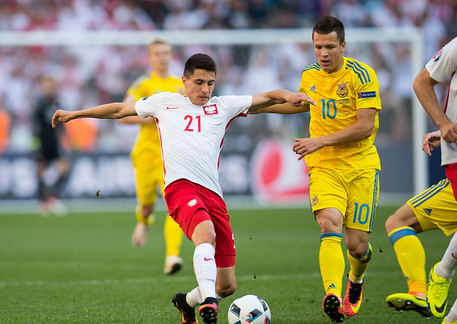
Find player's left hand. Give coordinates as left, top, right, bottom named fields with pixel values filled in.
left=293, top=137, right=323, bottom=160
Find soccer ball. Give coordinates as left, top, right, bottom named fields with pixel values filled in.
left=227, top=295, right=271, bottom=324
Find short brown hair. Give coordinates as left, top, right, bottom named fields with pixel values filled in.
left=313, top=15, right=345, bottom=44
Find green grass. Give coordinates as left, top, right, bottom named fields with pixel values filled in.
left=0, top=205, right=453, bottom=323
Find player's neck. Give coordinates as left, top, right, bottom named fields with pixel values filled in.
left=152, top=69, right=169, bottom=79
left=327, top=57, right=345, bottom=74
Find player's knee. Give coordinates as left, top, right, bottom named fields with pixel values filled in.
left=200, top=230, right=216, bottom=246
left=141, top=205, right=153, bottom=218
left=191, top=221, right=216, bottom=246
left=385, top=203, right=418, bottom=234
left=347, top=244, right=367, bottom=258
left=216, top=282, right=236, bottom=298
left=385, top=215, right=396, bottom=234
left=318, top=219, right=340, bottom=233
left=316, top=211, right=343, bottom=233
left=385, top=211, right=406, bottom=234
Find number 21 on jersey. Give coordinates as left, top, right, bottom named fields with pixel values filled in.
left=184, top=115, right=201, bottom=132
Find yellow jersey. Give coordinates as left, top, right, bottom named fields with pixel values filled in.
left=124, top=72, right=184, bottom=160
left=299, top=57, right=381, bottom=170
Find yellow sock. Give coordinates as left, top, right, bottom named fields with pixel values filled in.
left=347, top=243, right=372, bottom=283
left=135, top=204, right=154, bottom=226
left=320, top=233, right=345, bottom=297
left=164, top=215, right=183, bottom=258
left=388, top=226, right=426, bottom=295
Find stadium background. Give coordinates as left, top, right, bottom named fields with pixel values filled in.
left=0, top=0, right=456, bottom=211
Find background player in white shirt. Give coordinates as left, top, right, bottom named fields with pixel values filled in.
left=52, top=53, right=315, bottom=324
left=385, top=37, right=457, bottom=324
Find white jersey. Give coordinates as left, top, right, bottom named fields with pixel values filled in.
left=135, top=92, right=252, bottom=197
left=426, top=37, right=457, bottom=166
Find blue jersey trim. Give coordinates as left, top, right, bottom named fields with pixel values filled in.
left=303, top=63, right=321, bottom=72
left=347, top=60, right=370, bottom=84
left=369, top=170, right=379, bottom=231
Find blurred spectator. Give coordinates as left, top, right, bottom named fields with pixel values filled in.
left=331, top=0, right=367, bottom=27
left=0, top=101, right=11, bottom=156
left=64, top=119, right=98, bottom=152
left=225, top=0, right=252, bottom=29
left=32, top=76, right=70, bottom=215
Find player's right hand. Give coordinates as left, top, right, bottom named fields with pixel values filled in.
left=287, top=92, right=316, bottom=107
left=52, top=109, right=73, bottom=128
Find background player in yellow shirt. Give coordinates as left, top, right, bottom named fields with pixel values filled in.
left=118, top=38, right=184, bottom=275
left=274, top=15, right=381, bottom=323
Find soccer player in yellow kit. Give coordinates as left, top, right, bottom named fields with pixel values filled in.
left=291, top=16, right=381, bottom=322
left=119, top=38, right=185, bottom=275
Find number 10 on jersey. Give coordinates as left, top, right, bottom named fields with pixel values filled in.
left=321, top=99, right=337, bottom=119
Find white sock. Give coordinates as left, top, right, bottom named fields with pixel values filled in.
left=186, top=287, right=203, bottom=308
left=447, top=303, right=457, bottom=323
left=216, top=293, right=224, bottom=302
left=193, top=243, right=217, bottom=301
left=436, top=233, right=457, bottom=280
left=186, top=286, right=225, bottom=308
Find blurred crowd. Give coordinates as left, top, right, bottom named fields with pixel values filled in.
left=0, top=0, right=456, bottom=155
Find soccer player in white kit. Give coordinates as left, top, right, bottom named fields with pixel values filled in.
left=385, top=37, right=457, bottom=324
left=52, top=53, right=316, bottom=324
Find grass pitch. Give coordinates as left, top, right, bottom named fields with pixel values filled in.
left=0, top=205, right=452, bottom=323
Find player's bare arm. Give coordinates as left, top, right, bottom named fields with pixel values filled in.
left=118, top=115, right=155, bottom=124
left=413, top=67, right=457, bottom=143
left=422, top=130, right=441, bottom=156
left=293, top=108, right=376, bottom=160
left=52, top=101, right=137, bottom=128
left=248, top=89, right=316, bottom=114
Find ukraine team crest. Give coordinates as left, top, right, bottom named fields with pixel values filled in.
left=336, top=81, right=348, bottom=98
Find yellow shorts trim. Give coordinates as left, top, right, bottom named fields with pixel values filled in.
left=407, top=179, right=457, bottom=236
left=309, top=167, right=379, bottom=232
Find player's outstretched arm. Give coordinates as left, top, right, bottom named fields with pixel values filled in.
left=52, top=102, right=137, bottom=128
left=248, top=89, right=316, bottom=114
left=422, top=130, right=441, bottom=156
left=118, top=115, right=155, bottom=125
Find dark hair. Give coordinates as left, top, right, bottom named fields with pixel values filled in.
left=312, top=15, right=345, bottom=44
left=183, top=53, right=217, bottom=78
